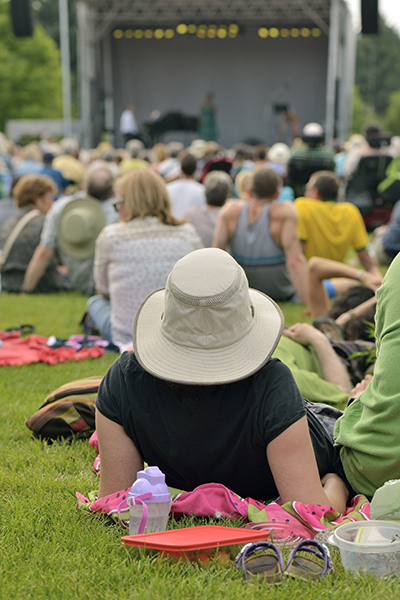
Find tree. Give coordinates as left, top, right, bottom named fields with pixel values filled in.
left=0, top=3, right=62, bottom=131
left=385, top=90, right=400, bottom=136
left=351, top=86, right=382, bottom=134
left=355, top=19, right=400, bottom=117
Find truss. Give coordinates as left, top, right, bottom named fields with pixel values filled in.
left=82, top=0, right=331, bottom=29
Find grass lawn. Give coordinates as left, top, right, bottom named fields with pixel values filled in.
left=0, top=291, right=397, bottom=599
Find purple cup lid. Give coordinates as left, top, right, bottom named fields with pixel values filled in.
left=128, top=466, right=171, bottom=503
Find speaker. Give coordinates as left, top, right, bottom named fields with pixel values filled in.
left=10, top=0, right=33, bottom=37
left=361, top=0, right=379, bottom=35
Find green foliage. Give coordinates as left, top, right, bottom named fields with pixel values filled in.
left=384, top=90, right=400, bottom=135
left=355, top=19, right=400, bottom=117
left=0, top=1, right=62, bottom=131
left=351, top=86, right=383, bottom=134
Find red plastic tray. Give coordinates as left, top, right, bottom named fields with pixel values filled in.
left=122, top=525, right=270, bottom=551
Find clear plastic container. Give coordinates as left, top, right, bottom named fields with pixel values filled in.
left=371, top=479, right=400, bottom=521
left=333, top=520, right=400, bottom=578
left=128, top=499, right=171, bottom=536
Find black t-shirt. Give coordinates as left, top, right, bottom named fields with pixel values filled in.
left=96, top=352, right=335, bottom=500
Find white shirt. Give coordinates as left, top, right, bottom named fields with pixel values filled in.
left=166, top=179, right=206, bottom=219
left=120, top=110, right=138, bottom=134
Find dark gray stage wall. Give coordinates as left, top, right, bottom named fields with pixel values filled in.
left=110, top=26, right=329, bottom=148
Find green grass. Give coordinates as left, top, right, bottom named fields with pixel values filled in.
left=0, top=292, right=397, bottom=599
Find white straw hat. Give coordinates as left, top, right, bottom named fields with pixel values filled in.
left=133, top=248, right=284, bottom=385
left=57, top=196, right=105, bottom=259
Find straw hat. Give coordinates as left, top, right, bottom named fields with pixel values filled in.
left=267, top=143, right=290, bottom=165
left=57, top=197, right=105, bottom=259
left=133, top=248, right=284, bottom=385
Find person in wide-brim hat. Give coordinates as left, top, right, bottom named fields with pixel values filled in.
left=57, top=196, right=105, bottom=260
left=95, top=247, right=350, bottom=515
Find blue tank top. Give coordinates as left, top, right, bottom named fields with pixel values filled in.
left=230, top=203, right=297, bottom=301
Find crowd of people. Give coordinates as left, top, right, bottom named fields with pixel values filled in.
left=1, top=120, right=400, bottom=509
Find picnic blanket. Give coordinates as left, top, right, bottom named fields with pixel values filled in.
left=77, top=432, right=370, bottom=533
left=0, top=331, right=117, bottom=366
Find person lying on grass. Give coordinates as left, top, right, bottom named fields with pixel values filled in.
left=95, top=247, right=349, bottom=514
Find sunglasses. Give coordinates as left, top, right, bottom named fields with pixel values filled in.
left=113, top=198, right=125, bottom=212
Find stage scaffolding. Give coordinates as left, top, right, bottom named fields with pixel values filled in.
left=77, top=0, right=355, bottom=148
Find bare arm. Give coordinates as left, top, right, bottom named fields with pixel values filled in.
left=96, top=408, right=144, bottom=498
left=335, top=295, right=377, bottom=328
left=283, top=323, right=353, bottom=393
left=308, top=256, right=382, bottom=319
left=357, top=248, right=380, bottom=275
left=267, top=416, right=348, bottom=513
left=212, top=202, right=240, bottom=249
left=277, top=205, right=308, bottom=304
left=23, top=244, right=55, bottom=292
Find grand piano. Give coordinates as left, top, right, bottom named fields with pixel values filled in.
left=139, top=111, right=199, bottom=146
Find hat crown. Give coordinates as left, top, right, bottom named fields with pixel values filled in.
left=161, top=249, right=254, bottom=350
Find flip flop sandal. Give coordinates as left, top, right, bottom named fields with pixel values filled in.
left=235, top=541, right=284, bottom=583
left=312, top=316, right=344, bottom=342
left=284, top=540, right=334, bottom=581
left=5, top=324, right=36, bottom=335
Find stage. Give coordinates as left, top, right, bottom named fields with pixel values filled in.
left=76, top=0, right=355, bottom=148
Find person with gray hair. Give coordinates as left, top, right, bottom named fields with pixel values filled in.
left=183, top=170, right=231, bottom=247
left=22, top=164, right=118, bottom=295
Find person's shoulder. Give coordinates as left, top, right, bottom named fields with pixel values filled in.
left=219, top=199, right=244, bottom=215
left=270, top=199, right=297, bottom=220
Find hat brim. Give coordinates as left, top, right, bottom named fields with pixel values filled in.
left=57, top=197, right=106, bottom=260
left=133, top=287, right=284, bottom=385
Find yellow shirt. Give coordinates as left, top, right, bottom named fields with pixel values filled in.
left=294, top=198, right=369, bottom=262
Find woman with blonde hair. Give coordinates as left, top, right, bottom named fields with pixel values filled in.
left=0, top=175, right=72, bottom=292
left=86, top=169, right=202, bottom=345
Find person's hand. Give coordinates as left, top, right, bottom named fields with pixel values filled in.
left=349, top=374, right=373, bottom=399
left=282, top=322, right=325, bottom=346
left=359, top=269, right=382, bottom=292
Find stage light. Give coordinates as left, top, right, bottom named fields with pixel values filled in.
left=301, top=27, right=310, bottom=37
left=165, top=28, right=175, bottom=38
left=188, top=24, right=197, bottom=34
left=217, top=26, right=227, bottom=38
left=311, top=27, right=321, bottom=36
left=258, top=27, right=268, bottom=38
left=113, top=29, right=123, bottom=39
left=154, top=28, right=164, bottom=39
left=269, top=27, right=279, bottom=38
left=176, top=23, right=188, bottom=34
left=197, top=29, right=206, bottom=38
left=144, top=29, right=153, bottom=38
left=280, top=28, right=290, bottom=37
left=125, top=29, right=134, bottom=38
left=290, top=28, right=300, bottom=37
left=207, top=26, right=217, bottom=38
left=134, top=29, right=143, bottom=38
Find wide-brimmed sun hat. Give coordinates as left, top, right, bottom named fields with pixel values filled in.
left=267, top=143, right=290, bottom=165
left=57, top=196, right=105, bottom=259
left=133, top=248, right=284, bottom=385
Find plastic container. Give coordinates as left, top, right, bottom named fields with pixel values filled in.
left=128, top=466, right=171, bottom=536
left=333, top=520, right=400, bottom=578
left=371, top=479, right=400, bottom=521
left=122, top=524, right=272, bottom=564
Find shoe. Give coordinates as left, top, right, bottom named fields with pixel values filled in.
left=235, top=541, right=284, bottom=583
left=313, top=316, right=344, bottom=342
left=284, top=540, right=334, bottom=581
left=79, top=312, right=100, bottom=336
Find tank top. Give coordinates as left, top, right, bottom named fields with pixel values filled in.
left=230, top=203, right=296, bottom=301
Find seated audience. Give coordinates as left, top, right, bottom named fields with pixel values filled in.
left=287, top=122, right=335, bottom=197
left=294, top=170, right=381, bottom=278
left=344, top=123, right=393, bottom=179
left=96, top=248, right=349, bottom=513
left=14, top=143, right=44, bottom=177
left=183, top=170, right=231, bottom=247
left=40, top=152, right=69, bottom=197
left=213, top=167, right=308, bottom=303
left=23, top=164, right=118, bottom=295
left=0, top=175, right=72, bottom=293
left=166, top=153, right=206, bottom=218
left=372, top=200, right=400, bottom=266
left=86, top=169, right=202, bottom=346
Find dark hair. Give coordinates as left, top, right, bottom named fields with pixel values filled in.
left=252, top=167, right=281, bottom=199
left=181, top=153, right=197, bottom=176
left=328, top=286, right=376, bottom=341
left=310, top=171, right=340, bottom=201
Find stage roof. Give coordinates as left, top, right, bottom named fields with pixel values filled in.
left=82, top=0, right=332, bottom=38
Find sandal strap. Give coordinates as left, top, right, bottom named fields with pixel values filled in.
left=285, top=539, right=334, bottom=577
left=235, top=541, right=284, bottom=579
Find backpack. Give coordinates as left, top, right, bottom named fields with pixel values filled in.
left=26, top=375, right=102, bottom=441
